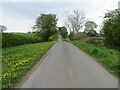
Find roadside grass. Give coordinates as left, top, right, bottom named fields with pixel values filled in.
left=69, top=40, right=119, bottom=78
left=1, top=40, right=57, bottom=88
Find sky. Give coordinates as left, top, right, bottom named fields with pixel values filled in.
left=0, top=0, right=119, bottom=33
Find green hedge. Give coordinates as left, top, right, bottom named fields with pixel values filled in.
left=2, top=33, right=42, bottom=48
left=49, top=34, right=58, bottom=41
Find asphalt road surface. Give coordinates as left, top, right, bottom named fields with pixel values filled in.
left=18, top=36, right=118, bottom=88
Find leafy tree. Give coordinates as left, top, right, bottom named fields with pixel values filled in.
left=58, top=26, right=68, bottom=38
left=33, top=14, right=58, bottom=41
left=99, top=29, right=104, bottom=36
left=84, top=21, right=98, bottom=37
left=0, top=25, right=7, bottom=32
left=103, top=9, right=120, bottom=47
left=84, top=21, right=98, bottom=33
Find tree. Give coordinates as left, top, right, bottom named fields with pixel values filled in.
left=27, top=31, right=31, bottom=33
left=65, top=10, right=85, bottom=40
left=99, top=29, right=104, bottom=36
left=0, top=25, right=7, bottom=32
left=103, top=9, right=120, bottom=47
left=33, top=14, right=58, bottom=41
left=84, top=21, right=98, bottom=37
left=58, top=26, right=68, bottom=38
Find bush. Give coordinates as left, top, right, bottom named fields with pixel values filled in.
left=2, top=33, right=42, bottom=48
left=85, top=37, right=104, bottom=45
left=79, top=32, right=88, bottom=40
left=91, top=48, right=99, bottom=54
left=49, top=34, right=58, bottom=41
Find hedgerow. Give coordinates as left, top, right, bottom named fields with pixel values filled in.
left=2, top=33, right=42, bottom=48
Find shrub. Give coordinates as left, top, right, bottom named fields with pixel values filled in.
left=91, top=48, right=99, bottom=54
left=85, top=37, right=104, bottom=45
left=49, top=34, right=58, bottom=41
left=79, top=32, right=88, bottom=40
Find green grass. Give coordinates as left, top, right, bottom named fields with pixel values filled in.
left=2, top=40, right=57, bottom=88
left=69, top=40, right=119, bottom=78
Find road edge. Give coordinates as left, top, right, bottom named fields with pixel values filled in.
left=14, top=42, right=58, bottom=88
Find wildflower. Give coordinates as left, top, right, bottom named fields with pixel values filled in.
left=13, top=73, right=16, bottom=77
left=3, top=73, right=9, bottom=76
left=16, top=67, right=19, bottom=69
left=12, top=69, right=15, bottom=71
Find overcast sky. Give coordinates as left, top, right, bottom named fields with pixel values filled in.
left=0, top=0, right=119, bottom=33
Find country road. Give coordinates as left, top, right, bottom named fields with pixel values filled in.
left=17, top=36, right=118, bottom=88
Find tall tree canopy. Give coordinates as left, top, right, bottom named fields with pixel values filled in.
left=102, top=9, right=120, bottom=47
left=84, top=21, right=98, bottom=37
left=84, top=21, right=97, bottom=33
left=33, top=14, right=58, bottom=41
left=58, top=26, right=68, bottom=38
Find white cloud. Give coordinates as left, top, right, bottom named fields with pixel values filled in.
left=0, top=11, right=34, bottom=32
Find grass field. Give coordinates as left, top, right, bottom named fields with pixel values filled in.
left=11, top=33, right=41, bottom=39
left=69, top=40, right=119, bottom=78
left=2, top=39, right=57, bottom=88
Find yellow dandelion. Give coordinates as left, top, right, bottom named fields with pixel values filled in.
left=13, top=73, right=16, bottom=77
left=16, top=67, right=19, bottom=69
left=12, top=69, right=15, bottom=71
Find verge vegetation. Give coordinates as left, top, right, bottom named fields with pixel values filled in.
left=62, top=9, right=119, bottom=78
left=2, top=35, right=58, bottom=88
left=69, top=40, right=119, bottom=78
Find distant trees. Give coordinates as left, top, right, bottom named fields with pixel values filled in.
left=102, top=9, right=120, bottom=47
left=0, top=25, right=7, bottom=32
left=65, top=10, right=85, bottom=40
left=27, top=31, right=32, bottom=33
left=84, top=21, right=98, bottom=37
left=58, top=26, right=68, bottom=38
left=33, top=14, right=58, bottom=41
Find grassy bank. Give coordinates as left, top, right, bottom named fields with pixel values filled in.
left=69, top=40, right=119, bottom=77
left=2, top=40, right=57, bottom=88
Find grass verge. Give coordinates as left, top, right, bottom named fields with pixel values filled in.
left=1, top=40, right=57, bottom=88
left=69, top=40, right=119, bottom=78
